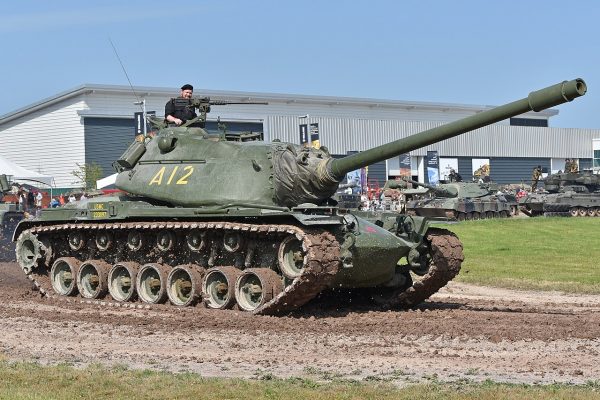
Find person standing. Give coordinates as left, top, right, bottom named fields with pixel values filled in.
left=35, top=191, right=43, bottom=209
left=531, top=165, right=542, bottom=192
left=164, top=84, right=197, bottom=126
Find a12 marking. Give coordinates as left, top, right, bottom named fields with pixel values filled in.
left=148, top=165, right=194, bottom=185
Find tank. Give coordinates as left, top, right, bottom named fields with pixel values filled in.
left=12, top=79, right=587, bottom=314
left=404, top=179, right=518, bottom=220
left=519, top=169, right=600, bottom=217
left=0, top=175, right=24, bottom=261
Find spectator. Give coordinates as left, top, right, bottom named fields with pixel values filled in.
left=68, top=194, right=76, bottom=203
left=36, top=191, right=43, bottom=208
left=50, top=197, right=60, bottom=208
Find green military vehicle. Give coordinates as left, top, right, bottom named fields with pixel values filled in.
left=405, top=179, right=518, bottom=220
left=12, top=79, right=586, bottom=314
left=0, top=175, right=24, bottom=262
left=519, top=170, right=600, bottom=216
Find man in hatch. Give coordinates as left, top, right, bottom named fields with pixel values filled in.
left=164, top=84, right=197, bottom=126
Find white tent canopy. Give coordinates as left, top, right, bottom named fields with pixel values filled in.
left=0, top=154, right=54, bottom=187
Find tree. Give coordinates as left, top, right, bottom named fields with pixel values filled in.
left=71, top=162, right=103, bottom=190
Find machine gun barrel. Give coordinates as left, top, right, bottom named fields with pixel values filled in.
left=329, top=78, right=587, bottom=180
left=404, top=178, right=458, bottom=197
left=209, top=100, right=269, bottom=106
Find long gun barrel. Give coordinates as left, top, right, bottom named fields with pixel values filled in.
left=328, top=79, right=587, bottom=180
left=403, top=178, right=458, bottom=197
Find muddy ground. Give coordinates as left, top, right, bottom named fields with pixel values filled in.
left=0, top=261, right=599, bottom=386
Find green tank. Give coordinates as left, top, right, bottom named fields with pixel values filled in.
left=12, top=79, right=587, bottom=314
left=0, top=174, right=24, bottom=261
left=519, top=170, right=600, bottom=217
left=405, top=179, right=519, bottom=220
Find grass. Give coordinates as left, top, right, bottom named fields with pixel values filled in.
left=0, top=360, right=599, bottom=400
left=443, top=217, right=600, bottom=293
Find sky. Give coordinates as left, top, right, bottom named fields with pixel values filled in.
left=0, top=0, right=598, bottom=128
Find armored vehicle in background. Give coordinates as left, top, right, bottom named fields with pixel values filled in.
left=0, top=175, right=24, bottom=261
left=519, top=170, right=600, bottom=216
left=404, top=179, right=518, bottom=220
left=12, top=79, right=586, bottom=314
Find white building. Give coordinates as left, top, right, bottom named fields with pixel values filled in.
left=0, top=84, right=598, bottom=189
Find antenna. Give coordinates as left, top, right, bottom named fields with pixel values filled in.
left=109, top=37, right=147, bottom=136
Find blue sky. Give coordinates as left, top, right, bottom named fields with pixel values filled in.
left=1, top=0, right=598, bottom=128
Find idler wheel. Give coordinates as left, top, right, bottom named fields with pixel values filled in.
left=136, top=263, right=170, bottom=304
left=235, top=268, right=283, bottom=312
left=108, top=262, right=140, bottom=302
left=186, top=230, right=206, bottom=252
left=202, top=266, right=241, bottom=309
left=277, top=236, right=305, bottom=279
left=156, top=230, right=175, bottom=252
left=50, top=257, right=81, bottom=296
left=95, top=231, right=113, bottom=251
left=77, top=260, right=111, bottom=299
left=16, top=231, right=52, bottom=274
left=126, top=230, right=144, bottom=252
left=67, top=231, right=86, bottom=251
left=167, top=264, right=205, bottom=306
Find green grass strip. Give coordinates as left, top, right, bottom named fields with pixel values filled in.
left=0, top=361, right=598, bottom=400
left=443, top=217, right=600, bottom=293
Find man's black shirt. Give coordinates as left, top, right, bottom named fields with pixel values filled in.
left=165, top=98, right=197, bottom=123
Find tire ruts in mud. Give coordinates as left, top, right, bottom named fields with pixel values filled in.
left=18, top=221, right=340, bottom=315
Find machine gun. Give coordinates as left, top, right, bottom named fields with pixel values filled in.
left=149, top=97, right=268, bottom=130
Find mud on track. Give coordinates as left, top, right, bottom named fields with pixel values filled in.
left=0, top=261, right=599, bottom=386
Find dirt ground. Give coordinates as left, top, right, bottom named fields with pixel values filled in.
left=0, top=261, right=599, bottom=386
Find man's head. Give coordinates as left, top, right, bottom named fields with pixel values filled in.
left=180, top=84, right=193, bottom=99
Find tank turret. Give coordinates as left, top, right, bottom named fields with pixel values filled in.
left=115, top=79, right=587, bottom=209
left=543, top=170, right=600, bottom=193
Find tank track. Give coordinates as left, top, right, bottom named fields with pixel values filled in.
left=16, top=223, right=462, bottom=313
left=17, top=221, right=340, bottom=315
left=379, top=228, right=463, bottom=308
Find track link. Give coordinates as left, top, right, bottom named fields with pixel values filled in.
left=17, top=221, right=340, bottom=315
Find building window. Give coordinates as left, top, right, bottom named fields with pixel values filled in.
left=510, top=118, right=548, bottom=127
left=594, top=150, right=600, bottom=170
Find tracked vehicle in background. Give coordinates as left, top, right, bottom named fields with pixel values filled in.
left=405, top=179, right=518, bottom=220
left=0, top=175, right=24, bottom=262
left=13, top=80, right=587, bottom=314
left=519, top=170, right=600, bottom=217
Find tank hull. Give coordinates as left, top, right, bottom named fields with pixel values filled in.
left=407, top=195, right=518, bottom=220
left=13, top=196, right=463, bottom=314
left=519, top=192, right=600, bottom=217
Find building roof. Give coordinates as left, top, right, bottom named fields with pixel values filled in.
left=0, top=83, right=558, bottom=126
